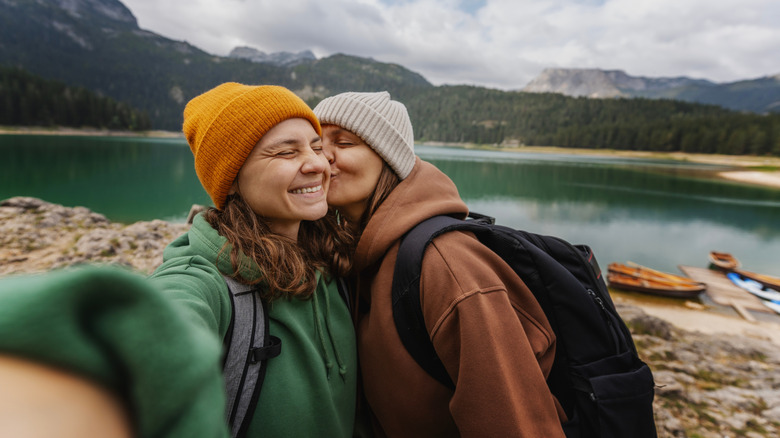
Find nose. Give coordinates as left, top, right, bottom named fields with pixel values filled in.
left=301, top=147, right=329, bottom=174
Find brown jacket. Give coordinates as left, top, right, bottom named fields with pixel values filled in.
left=352, top=158, right=566, bottom=437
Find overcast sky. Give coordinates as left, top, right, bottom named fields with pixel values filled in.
left=119, top=0, right=780, bottom=90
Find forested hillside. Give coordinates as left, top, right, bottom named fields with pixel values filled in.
left=0, top=66, right=150, bottom=131
left=405, top=86, right=780, bottom=155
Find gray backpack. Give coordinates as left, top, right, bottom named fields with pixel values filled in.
left=221, top=276, right=281, bottom=438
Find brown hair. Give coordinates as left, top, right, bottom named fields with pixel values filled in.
left=204, top=194, right=352, bottom=301
left=331, top=163, right=401, bottom=274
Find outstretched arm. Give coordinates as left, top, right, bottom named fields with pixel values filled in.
left=0, top=355, right=131, bottom=438
left=0, top=267, right=229, bottom=438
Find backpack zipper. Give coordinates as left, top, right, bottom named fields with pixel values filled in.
left=588, top=288, right=621, bottom=355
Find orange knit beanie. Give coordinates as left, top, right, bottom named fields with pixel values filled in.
left=183, top=82, right=321, bottom=209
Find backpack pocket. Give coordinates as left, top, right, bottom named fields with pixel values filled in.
left=570, top=351, right=657, bottom=438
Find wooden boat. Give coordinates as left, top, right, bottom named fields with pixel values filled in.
left=609, top=262, right=703, bottom=286
left=708, top=251, right=740, bottom=271
left=734, top=269, right=780, bottom=292
left=607, top=271, right=706, bottom=299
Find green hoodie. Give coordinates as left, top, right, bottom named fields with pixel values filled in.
left=148, top=213, right=358, bottom=437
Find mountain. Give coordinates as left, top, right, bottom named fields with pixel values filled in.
left=228, top=47, right=316, bottom=67
left=0, top=0, right=431, bottom=130
left=522, top=68, right=780, bottom=114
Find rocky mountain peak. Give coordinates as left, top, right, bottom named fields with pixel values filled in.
left=228, top=46, right=316, bottom=67
left=522, top=68, right=623, bottom=98
left=522, top=68, right=715, bottom=98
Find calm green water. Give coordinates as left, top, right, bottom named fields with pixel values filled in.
left=2, top=135, right=779, bottom=277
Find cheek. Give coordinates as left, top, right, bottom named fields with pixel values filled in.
left=365, top=154, right=384, bottom=183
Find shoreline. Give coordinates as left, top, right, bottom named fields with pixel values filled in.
left=613, top=293, right=780, bottom=346
left=0, top=126, right=184, bottom=138
left=2, top=127, right=780, bottom=189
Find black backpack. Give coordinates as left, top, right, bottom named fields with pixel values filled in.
left=392, top=213, right=657, bottom=438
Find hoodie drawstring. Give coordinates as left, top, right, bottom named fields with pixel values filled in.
left=323, top=284, right=348, bottom=380
left=312, top=285, right=347, bottom=380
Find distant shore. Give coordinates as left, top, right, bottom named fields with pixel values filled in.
left=3, top=127, right=779, bottom=189
left=0, top=126, right=184, bottom=138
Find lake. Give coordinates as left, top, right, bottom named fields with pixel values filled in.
left=2, top=134, right=779, bottom=277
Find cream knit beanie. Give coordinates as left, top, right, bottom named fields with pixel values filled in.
left=313, top=91, right=416, bottom=179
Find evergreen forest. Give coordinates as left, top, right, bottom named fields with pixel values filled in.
left=0, top=66, right=150, bottom=131
left=404, top=86, right=780, bottom=156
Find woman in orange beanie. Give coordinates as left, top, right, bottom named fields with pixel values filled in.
left=147, top=82, right=359, bottom=437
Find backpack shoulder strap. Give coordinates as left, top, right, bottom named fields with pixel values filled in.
left=392, top=215, right=489, bottom=390
left=222, top=276, right=282, bottom=438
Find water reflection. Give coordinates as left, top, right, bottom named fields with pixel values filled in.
left=0, top=135, right=210, bottom=222
left=417, top=146, right=780, bottom=276
left=420, top=148, right=780, bottom=239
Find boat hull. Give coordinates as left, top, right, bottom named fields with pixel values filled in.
left=727, top=272, right=780, bottom=302
left=607, top=272, right=705, bottom=299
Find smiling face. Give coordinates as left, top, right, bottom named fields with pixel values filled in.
left=231, top=118, right=329, bottom=239
left=321, top=124, right=385, bottom=222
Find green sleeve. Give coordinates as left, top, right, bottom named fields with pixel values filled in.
left=0, top=266, right=229, bottom=438
left=148, top=254, right=233, bottom=340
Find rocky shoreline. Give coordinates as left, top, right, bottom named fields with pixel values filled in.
left=0, top=197, right=189, bottom=276
left=1, top=197, right=778, bottom=437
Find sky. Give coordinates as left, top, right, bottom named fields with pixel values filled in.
left=119, top=0, right=780, bottom=90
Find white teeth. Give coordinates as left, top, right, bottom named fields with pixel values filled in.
left=290, top=185, right=322, bottom=194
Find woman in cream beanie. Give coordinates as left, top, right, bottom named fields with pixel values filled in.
left=315, top=91, right=566, bottom=437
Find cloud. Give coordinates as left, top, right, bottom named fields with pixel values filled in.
left=120, top=0, right=780, bottom=89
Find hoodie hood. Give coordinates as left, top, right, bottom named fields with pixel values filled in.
left=162, top=213, right=263, bottom=281
left=353, top=157, right=468, bottom=271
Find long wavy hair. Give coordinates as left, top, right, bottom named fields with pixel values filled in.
left=331, top=163, right=401, bottom=275
left=204, top=193, right=353, bottom=301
